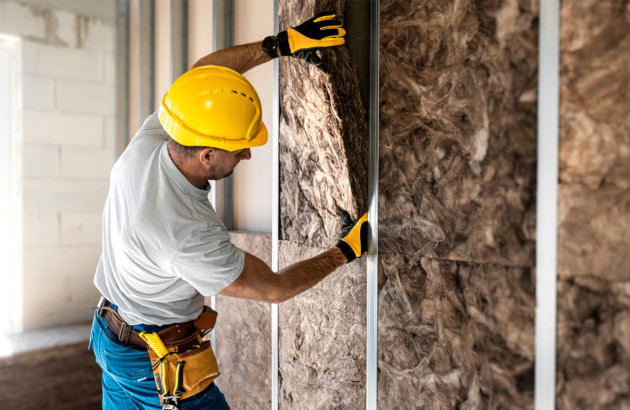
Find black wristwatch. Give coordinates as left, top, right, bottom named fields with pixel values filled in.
left=262, top=35, right=279, bottom=59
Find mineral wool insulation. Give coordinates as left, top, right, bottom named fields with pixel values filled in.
left=208, top=1, right=630, bottom=408
left=556, top=1, right=630, bottom=408
left=214, top=233, right=271, bottom=410
left=279, top=0, right=368, bottom=408
left=378, top=0, right=538, bottom=408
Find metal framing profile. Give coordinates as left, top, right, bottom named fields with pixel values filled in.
left=138, top=0, right=155, bottom=127
left=366, top=0, right=380, bottom=408
left=271, top=2, right=280, bottom=408
left=115, top=0, right=130, bottom=153
left=535, top=0, right=560, bottom=409
left=170, top=0, right=188, bottom=82
left=213, top=0, right=235, bottom=230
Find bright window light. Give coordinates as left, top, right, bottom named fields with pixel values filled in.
left=0, top=34, right=22, bottom=335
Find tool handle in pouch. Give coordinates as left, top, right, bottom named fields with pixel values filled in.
left=173, top=361, right=186, bottom=397
left=140, top=331, right=170, bottom=359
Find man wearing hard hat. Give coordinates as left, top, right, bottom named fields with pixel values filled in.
left=90, top=12, right=368, bottom=410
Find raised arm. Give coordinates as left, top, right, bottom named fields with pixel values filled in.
left=189, top=12, right=345, bottom=75
left=191, top=41, right=272, bottom=74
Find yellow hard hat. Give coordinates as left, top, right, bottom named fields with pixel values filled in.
left=158, top=65, right=268, bottom=151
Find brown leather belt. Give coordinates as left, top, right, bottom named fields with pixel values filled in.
left=96, top=298, right=196, bottom=348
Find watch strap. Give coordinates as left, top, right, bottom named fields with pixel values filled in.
left=262, top=35, right=279, bottom=59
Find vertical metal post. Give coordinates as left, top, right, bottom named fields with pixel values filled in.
left=366, top=0, right=380, bottom=409
left=170, top=0, right=188, bottom=82
left=212, top=0, right=235, bottom=229
left=209, top=0, right=234, bottom=351
left=271, top=1, right=280, bottom=408
left=535, top=0, right=560, bottom=409
left=115, top=0, right=130, bottom=153
left=138, top=0, right=155, bottom=126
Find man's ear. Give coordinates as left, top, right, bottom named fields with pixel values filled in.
left=198, top=147, right=215, bottom=165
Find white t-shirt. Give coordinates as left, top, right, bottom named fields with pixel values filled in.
left=94, top=112, right=244, bottom=325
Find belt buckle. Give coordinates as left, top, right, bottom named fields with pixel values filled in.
left=118, top=322, right=132, bottom=344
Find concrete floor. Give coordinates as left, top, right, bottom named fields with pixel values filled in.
left=0, top=323, right=91, bottom=357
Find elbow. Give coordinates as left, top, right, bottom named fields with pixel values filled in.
left=265, top=289, right=290, bottom=304
left=264, top=280, right=292, bottom=304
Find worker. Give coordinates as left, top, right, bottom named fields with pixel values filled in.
left=89, top=12, right=368, bottom=410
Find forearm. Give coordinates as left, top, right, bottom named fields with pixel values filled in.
left=273, top=247, right=347, bottom=303
left=191, top=41, right=275, bottom=74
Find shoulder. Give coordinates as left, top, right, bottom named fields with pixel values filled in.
left=130, top=111, right=169, bottom=148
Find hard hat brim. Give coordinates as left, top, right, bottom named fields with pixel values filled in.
left=159, top=106, right=268, bottom=151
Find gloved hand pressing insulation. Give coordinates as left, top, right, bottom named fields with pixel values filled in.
left=335, top=211, right=369, bottom=263
left=278, top=12, right=346, bottom=73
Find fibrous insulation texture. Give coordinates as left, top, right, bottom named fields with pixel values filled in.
left=556, top=1, right=630, bottom=408
left=279, top=0, right=368, bottom=247
left=214, top=232, right=271, bottom=410
left=379, top=0, right=538, bottom=408
left=278, top=241, right=366, bottom=409
left=379, top=0, right=538, bottom=265
left=278, top=0, right=368, bottom=408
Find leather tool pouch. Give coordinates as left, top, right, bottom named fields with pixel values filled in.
left=146, top=307, right=220, bottom=403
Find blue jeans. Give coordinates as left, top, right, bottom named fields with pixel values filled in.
left=90, top=312, right=229, bottom=409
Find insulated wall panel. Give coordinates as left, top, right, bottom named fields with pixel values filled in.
left=278, top=240, right=366, bottom=409
left=378, top=254, right=535, bottom=408
left=556, top=1, right=630, bottom=408
left=277, top=0, right=368, bottom=408
left=214, top=232, right=272, bottom=410
left=379, top=0, right=538, bottom=267
left=279, top=0, right=368, bottom=247
left=379, top=0, right=538, bottom=407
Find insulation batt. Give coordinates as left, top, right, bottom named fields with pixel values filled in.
left=279, top=0, right=368, bottom=247
left=379, top=0, right=538, bottom=408
left=556, top=1, right=630, bottom=408
left=378, top=254, right=535, bottom=409
left=214, top=233, right=272, bottom=410
left=379, top=0, right=538, bottom=267
left=279, top=240, right=366, bottom=410
left=278, top=0, right=368, bottom=408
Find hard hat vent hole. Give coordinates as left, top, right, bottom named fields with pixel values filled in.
left=241, top=92, right=246, bottom=97
left=231, top=90, right=238, bottom=94
left=249, top=97, right=253, bottom=102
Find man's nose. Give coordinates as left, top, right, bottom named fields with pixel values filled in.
left=239, top=148, right=251, bottom=160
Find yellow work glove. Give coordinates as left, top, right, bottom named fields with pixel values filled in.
left=278, top=12, right=346, bottom=73
left=335, top=211, right=369, bottom=263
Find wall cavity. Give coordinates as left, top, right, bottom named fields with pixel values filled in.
left=556, top=1, right=630, bottom=408
left=279, top=0, right=368, bottom=246
left=278, top=0, right=368, bottom=408
left=378, top=0, right=538, bottom=407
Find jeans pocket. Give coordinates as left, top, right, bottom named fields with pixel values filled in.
left=102, top=341, right=153, bottom=382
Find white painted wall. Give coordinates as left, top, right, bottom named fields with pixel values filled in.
left=0, top=0, right=116, bottom=331
left=232, top=0, right=274, bottom=233
left=0, top=34, right=22, bottom=334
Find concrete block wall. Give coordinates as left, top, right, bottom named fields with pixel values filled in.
left=0, top=0, right=116, bottom=331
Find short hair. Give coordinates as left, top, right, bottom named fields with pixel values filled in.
left=167, top=137, right=206, bottom=160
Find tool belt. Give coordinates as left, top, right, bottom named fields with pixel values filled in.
left=96, top=298, right=220, bottom=407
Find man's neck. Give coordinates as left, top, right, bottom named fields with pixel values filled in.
left=167, top=145, right=207, bottom=189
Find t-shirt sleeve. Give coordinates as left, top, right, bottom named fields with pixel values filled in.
left=170, top=223, right=245, bottom=296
